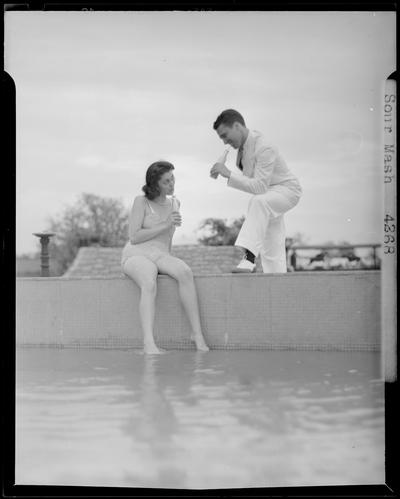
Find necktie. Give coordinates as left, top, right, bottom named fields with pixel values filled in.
left=237, top=148, right=244, bottom=171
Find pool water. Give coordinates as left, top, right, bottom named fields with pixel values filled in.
left=16, top=349, right=384, bottom=489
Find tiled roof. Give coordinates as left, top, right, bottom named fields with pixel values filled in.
left=63, top=244, right=263, bottom=277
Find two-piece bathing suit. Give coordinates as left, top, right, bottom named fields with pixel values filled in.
left=121, top=196, right=178, bottom=270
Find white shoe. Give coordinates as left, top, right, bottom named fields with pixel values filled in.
left=232, top=257, right=256, bottom=273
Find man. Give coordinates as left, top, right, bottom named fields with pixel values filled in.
left=210, top=109, right=302, bottom=273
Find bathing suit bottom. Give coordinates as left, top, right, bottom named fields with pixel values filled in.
left=121, top=243, right=170, bottom=271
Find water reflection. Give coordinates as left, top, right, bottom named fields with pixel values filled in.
left=16, top=349, right=384, bottom=488
left=121, top=354, right=186, bottom=487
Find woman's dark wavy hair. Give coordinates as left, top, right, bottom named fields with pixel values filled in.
left=142, top=161, right=175, bottom=200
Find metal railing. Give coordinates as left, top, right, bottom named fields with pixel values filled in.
left=285, top=243, right=381, bottom=271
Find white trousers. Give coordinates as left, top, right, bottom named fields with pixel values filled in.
left=235, top=185, right=301, bottom=273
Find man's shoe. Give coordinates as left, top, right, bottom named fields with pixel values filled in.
left=232, top=257, right=256, bottom=273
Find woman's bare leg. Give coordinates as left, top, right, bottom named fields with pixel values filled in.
left=156, top=255, right=209, bottom=351
left=122, top=256, right=163, bottom=354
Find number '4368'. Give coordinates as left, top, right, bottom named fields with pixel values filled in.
left=384, top=214, right=396, bottom=254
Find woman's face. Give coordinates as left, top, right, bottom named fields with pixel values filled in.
left=158, top=170, right=175, bottom=196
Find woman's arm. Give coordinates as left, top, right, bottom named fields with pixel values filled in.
left=129, top=196, right=170, bottom=244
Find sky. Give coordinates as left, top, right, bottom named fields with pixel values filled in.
left=5, top=11, right=396, bottom=255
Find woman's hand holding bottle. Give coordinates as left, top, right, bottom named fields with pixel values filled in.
left=171, top=195, right=181, bottom=227
left=165, top=197, right=182, bottom=228
left=168, top=211, right=182, bottom=227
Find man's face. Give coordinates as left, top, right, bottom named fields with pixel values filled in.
left=216, top=123, right=243, bottom=149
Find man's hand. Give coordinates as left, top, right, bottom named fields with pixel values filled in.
left=210, top=162, right=231, bottom=179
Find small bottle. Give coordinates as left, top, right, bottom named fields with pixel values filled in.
left=171, top=195, right=180, bottom=211
left=211, top=149, right=229, bottom=178
left=171, top=195, right=181, bottom=227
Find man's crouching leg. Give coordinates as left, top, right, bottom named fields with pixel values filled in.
left=232, top=194, right=273, bottom=273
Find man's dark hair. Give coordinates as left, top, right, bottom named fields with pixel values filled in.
left=213, top=109, right=246, bottom=130
left=142, top=161, right=175, bottom=200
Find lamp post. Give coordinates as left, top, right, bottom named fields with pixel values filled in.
left=33, top=232, right=55, bottom=277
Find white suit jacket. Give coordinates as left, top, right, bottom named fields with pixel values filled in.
left=227, top=129, right=302, bottom=196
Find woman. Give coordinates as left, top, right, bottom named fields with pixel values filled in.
left=121, top=161, right=209, bottom=354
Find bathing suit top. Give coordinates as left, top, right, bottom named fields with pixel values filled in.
left=142, top=197, right=179, bottom=228
left=143, top=198, right=169, bottom=228
left=139, top=196, right=178, bottom=247
left=121, top=196, right=180, bottom=265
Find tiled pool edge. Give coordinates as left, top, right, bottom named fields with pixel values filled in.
left=16, top=271, right=381, bottom=351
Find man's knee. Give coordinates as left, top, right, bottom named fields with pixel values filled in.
left=249, top=194, right=267, bottom=208
left=248, top=195, right=273, bottom=216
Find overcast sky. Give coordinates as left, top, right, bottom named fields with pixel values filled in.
left=5, top=11, right=396, bottom=255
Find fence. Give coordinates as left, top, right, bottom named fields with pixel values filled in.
left=285, top=244, right=381, bottom=271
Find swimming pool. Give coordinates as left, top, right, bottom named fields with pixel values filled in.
left=16, top=348, right=384, bottom=489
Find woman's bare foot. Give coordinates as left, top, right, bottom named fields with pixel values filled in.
left=143, top=343, right=166, bottom=355
left=191, top=333, right=210, bottom=352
